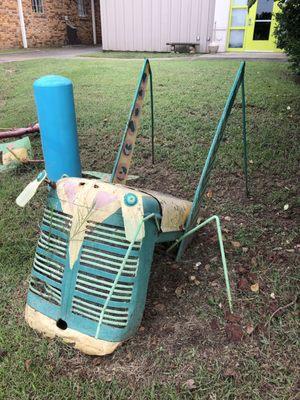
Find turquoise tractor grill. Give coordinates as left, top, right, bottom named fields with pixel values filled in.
left=26, top=184, right=162, bottom=354
left=19, top=59, right=249, bottom=355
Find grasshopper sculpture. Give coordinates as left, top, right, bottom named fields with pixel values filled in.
left=17, top=60, right=248, bottom=355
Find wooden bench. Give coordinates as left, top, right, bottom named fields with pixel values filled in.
left=166, top=42, right=199, bottom=54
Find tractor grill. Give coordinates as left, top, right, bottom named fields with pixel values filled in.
left=29, top=275, right=61, bottom=306
left=72, top=296, right=128, bottom=327
left=75, top=270, right=133, bottom=303
left=33, top=252, right=64, bottom=283
left=42, top=207, right=72, bottom=233
left=85, top=221, right=141, bottom=251
left=29, top=207, right=70, bottom=307
left=71, top=221, right=140, bottom=329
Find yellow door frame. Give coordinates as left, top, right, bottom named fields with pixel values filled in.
left=226, top=0, right=282, bottom=52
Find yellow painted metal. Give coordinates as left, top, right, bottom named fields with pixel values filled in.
left=227, top=0, right=282, bottom=52
left=244, top=0, right=281, bottom=52
left=140, top=189, right=192, bottom=232
left=226, top=1, right=248, bottom=52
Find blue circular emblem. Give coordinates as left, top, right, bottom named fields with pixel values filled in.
left=124, top=193, right=138, bottom=206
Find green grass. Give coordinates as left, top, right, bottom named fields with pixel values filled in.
left=80, top=51, right=198, bottom=59
left=0, top=58, right=299, bottom=400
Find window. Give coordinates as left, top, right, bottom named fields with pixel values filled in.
left=32, top=0, right=44, bottom=13
left=78, top=0, right=87, bottom=17
left=253, top=0, right=274, bottom=41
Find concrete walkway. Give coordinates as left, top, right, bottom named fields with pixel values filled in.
left=0, top=46, right=102, bottom=63
left=0, top=46, right=287, bottom=63
left=194, top=51, right=287, bottom=61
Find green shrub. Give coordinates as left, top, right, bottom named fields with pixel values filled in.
left=274, top=0, right=300, bottom=74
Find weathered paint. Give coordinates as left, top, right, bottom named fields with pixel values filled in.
left=111, top=60, right=151, bottom=185
left=25, top=305, right=121, bottom=356
left=142, top=189, right=192, bottom=232
left=0, top=136, right=32, bottom=172
left=56, top=178, right=147, bottom=268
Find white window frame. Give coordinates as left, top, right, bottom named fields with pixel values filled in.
left=78, top=0, right=87, bottom=17
left=32, top=0, right=44, bottom=13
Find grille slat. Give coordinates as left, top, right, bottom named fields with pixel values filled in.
left=30, top=208, right=69, bottom=307
left=29, top=276, right=61, bottom=306
left=33, top=263, right=62, bottom=282
left=84, top=232, right=141, bottom=251
left=71, top=296, right=128, bottom=327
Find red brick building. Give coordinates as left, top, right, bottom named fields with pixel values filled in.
left=0, top=0, right=101, bottom=49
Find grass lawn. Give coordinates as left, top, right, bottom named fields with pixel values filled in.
left=0, top=58, right=299, bottom=400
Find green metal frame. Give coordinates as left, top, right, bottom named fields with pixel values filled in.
left=168, top=215, right=233, bottom=312
left=176, top=61, right=248, bottom=261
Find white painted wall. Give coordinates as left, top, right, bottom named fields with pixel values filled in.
left=100, top=0, right=215, bottom=52
left=213, top=0, right=230, bottom=52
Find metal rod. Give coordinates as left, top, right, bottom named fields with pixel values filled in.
left=241, top=76, right=249, bottom=197
left=0, top=123, right=39, bottom=140
left=168, top=215, right=233, bottom=313
left=149, top=67, right=155, bottom=165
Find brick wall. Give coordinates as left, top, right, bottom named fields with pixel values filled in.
left=0, top=0, right=101, bottom=49
left=0, top=1, right=21, bottom=48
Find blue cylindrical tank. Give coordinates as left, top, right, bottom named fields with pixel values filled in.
left=33, top=75, right=82, bottom=182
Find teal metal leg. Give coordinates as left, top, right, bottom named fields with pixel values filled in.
left=150, top=68, right=155, bottom=165
left=241, top=77, right=249, bottom=197
left=95, top=213, right=159, bottom=339
left=167, top=215, right=233, bottom=313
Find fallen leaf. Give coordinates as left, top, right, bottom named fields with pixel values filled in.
left=247, top=273, right=258, bottom=283
left=206, top=190, right=213, bottom=198
left=225, top=323, right=243, bottom=343
left=224, top=311, right=242, bottom=323
left=210, top=318, right=220, bottom=331
left=184, top=379, right=197, bottom=390
left=154, top=303, right=165, bottom=312
left=224, top=216, right=231, bottom=221
left=251, top=257, right=258, bottom=267
left=223, top=368, right=238, bottom=378
left=175, top=285, right=184, bottom=297
left=231, top=241, right=241, bottom=248
left=237, top=266, right=248, bottom=274
left=0, top=349, right=7, bottom=360
left=204, top=264, right=210, bottom=271
left=246, top=324, right=255, bottom=335
left=237, top=277, right=249, bottom=291
left=24, top=359, right=32, bottom=372
left=242, top=247, right=249, bottom=253
left=250, top=283, right=259, bottom=293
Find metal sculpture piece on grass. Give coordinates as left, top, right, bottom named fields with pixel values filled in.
left=16, top=60, right=248, bottom=356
